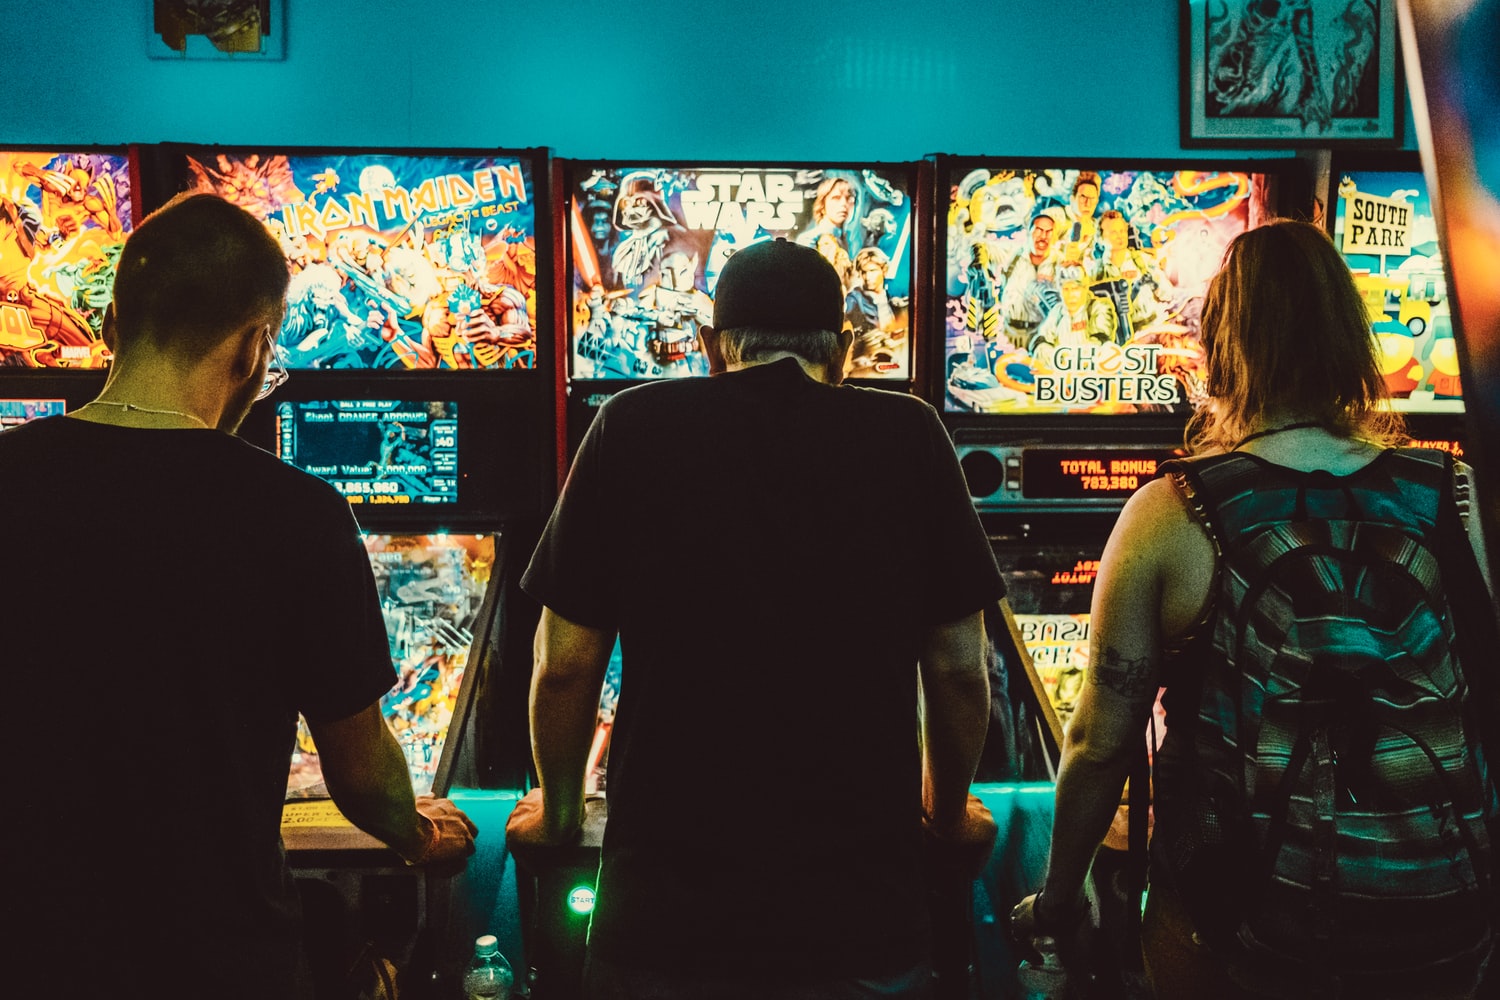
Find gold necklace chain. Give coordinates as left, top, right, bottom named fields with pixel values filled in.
left=85, top=400, right=209, bottom=429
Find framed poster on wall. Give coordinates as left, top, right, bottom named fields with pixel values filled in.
left=1181, top=0, right=1400, bottom=145
left=149, top=0, right=284, bottom=60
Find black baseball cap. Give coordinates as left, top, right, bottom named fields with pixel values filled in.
left=711, top=238, right=844, bottom=334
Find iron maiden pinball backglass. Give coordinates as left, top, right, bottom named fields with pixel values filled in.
left=176, top=148, right=539, bottom=371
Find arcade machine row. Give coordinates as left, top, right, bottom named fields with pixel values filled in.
left=517, top=159, right=933, bottom=1000
left=926, top=154, right=1310, bottom=997
left=137, top=144, right=558, bottom=993
left=0, top=146, right=142, bottom=404
left=1326, top=149, right=1468, bottom=456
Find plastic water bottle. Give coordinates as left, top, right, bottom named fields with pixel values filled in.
left=1015, top=934, right=1069, bottom=999
left=462, top=935, right=514, bottom=1000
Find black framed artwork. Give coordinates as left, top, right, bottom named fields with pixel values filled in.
left=149, top=0, right=284, bottom=60
left=1181, top=0, right=1401, bottom=146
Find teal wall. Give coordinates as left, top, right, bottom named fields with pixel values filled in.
left=0, top=0, right=1342, bottom=159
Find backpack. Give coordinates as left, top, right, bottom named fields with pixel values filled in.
left=1152, top=448, right=1497, bottom=995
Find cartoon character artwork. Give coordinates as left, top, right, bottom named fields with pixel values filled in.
left=0, top=151, right=134, bottom=368
left=945, top=166, right=1266, bottom=415
left=186, top=152, right=538, bottom=370
left=287, top=534, right=495, bottom=798
left=570, top=166, right=913, bottom=380
left=1332, top=169, right=1453, bottom=411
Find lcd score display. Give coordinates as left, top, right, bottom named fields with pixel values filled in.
left=570, top=165, right=913, bottom=380
left=944, top=166, right=1274, bottom=414
left=0, top=150, right=135, bottom=369
left=1331, top=170, right=1459, bottom=412
left=0, top=398, right=65, bottom=428
left=183, top=151, right=537, bottom=370
left=1021, top=448, right=1176, bottom=499
left=287, top=533, right=494, bottom=797
left=276, top=400, right=458, bottom=506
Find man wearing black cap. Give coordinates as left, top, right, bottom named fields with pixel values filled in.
left=508, top=238, right=1004, bottom=998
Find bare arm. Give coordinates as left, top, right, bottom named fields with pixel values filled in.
left=514, top=607, right=614, bottom=844
left=919, top=609, right=990, bottom=832
left=307, top=704, right=427, bottom=858
left=1039, top=476, right=1211, bottom=913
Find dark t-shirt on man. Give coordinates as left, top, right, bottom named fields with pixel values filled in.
left=2, top=417, right=395, bottom=999
left=522, top=359, right=1004, bottom=978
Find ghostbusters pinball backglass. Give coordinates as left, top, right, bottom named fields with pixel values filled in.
left=940, top=160, right=1292, bottom=416
left=567, top=163, right=915, bottom=382
left=156, top=146, right=541, bottom=371
left=0, top=148, right=138, bottom=369
left=286, top=533, right=496, bottom=799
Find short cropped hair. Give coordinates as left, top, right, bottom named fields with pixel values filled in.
left=1187, top=218, right=1404, bottom=453
left=717, top=326, right=844, bottom=372
left=111, top=192, right=289, bottom=354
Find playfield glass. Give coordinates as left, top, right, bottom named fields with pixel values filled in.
left=287, top=533, right=495, bottom=798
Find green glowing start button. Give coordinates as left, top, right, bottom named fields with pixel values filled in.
left=567, top=885, right=597, bottom=915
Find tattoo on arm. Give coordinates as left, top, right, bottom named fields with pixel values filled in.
left=1091, top=647, right=1155, bottom=699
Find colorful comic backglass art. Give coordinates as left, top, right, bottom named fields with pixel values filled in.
left=944, top=166, right=1273, bottom=414
left=287, top=533, right=494, bottom=798
left=277, top=399, right=459, bottom=507
left=1331, top=170, right=1459, bottom=411
left=184, top=151, right=537, bottom=370
left=0, top=151, right=134, bottom=369
left=570, top=165, right=913, bottom=380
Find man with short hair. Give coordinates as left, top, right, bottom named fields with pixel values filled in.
left=507, top=238, right=1003, bottom=999
left=1, top=193, right=477, bottom=999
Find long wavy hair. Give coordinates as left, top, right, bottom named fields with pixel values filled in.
left=1185, top=218, right=1406, bottom=455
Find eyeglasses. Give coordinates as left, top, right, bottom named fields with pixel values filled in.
left=256, top=327, right=288, bottom=401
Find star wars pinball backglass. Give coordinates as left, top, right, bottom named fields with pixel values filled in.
left=0, top=147, right=140, bottom=370
left=142, top=145, right=543, bottom=372
left=566, top=162, right=916, bottom=383
left=936, top=158, right=1301, bottom=418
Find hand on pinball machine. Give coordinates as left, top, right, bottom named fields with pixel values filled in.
left=505, top=787, right=584, bottom=851
left=401, top=794, right=478, bottom=876
left=921, top=793, right=999, bottom=879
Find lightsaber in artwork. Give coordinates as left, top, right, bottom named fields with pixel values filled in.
left=570, top=198, right=603, bottom=291
left=886, top=212, right=910, bottom=281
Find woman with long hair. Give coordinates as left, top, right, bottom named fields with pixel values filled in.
left=1011, top=219, right=1493, bottom=998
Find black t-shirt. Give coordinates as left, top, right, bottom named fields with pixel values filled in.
left=522, top=359, right=1005, bottom=977
left=1, top=417, right=395, bottom=999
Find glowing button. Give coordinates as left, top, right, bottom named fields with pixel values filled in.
left=567, top=885, right=597, bottom=915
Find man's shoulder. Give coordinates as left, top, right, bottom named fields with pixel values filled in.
left=836, top=383, right=941, bottom=424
